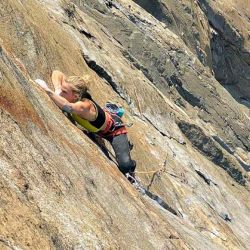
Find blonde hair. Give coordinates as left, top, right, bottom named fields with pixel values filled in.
left=65, top=75, right=92, bottom=100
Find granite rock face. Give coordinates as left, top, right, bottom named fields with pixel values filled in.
left=135, top=0, right=250, bottom=101
left=0, top=0, right=250, bottom=249
left=198, top=0, right=250, bottom=100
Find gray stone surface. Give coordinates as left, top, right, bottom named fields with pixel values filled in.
left=0, top=0, right=249, bottom=249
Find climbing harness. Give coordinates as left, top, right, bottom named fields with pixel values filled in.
left=98, top=112, right=127, bottom=138
left=104, top=102, right=133, bottom=128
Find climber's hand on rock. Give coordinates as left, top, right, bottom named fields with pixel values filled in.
left=55, top=88, right=62, bottom=96
left=35, top=79, right=50, bottom=92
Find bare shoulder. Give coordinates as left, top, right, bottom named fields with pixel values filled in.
left=73, top=100, right=92, bottom=112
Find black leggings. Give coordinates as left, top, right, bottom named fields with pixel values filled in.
left=106, top=134, right=136, bottom=175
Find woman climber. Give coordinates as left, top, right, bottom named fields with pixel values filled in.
left=35, top=70, right=136, bottom=179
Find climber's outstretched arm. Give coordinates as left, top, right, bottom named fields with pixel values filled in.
left=46, top=89, right=91, bottom=117
left=51, top=70, right=66, bottom=95
left=35, top=78, right=91, bottom=117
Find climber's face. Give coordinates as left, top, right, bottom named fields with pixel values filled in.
left=60, top=81, right=78, bottom=103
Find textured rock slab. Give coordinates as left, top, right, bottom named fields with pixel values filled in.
left=0, top=0, right=250, bottom=249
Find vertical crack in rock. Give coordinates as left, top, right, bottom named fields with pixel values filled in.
left=82, top=53, right=130, bottom=103
left=142, top=114, right=168, bottom=137
left=78, top=29, right=95, bottom=39
left=146, top=171, right=162, bottom=191
left=178, top=121, right=246, bottom=185
left=195, top=170, right=212, bottom=185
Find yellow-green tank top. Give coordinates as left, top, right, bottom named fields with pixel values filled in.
left=71, top=113, right=102, bottom=133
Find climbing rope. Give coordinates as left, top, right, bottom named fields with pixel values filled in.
left=133, top=156, right=168, bottom=175
left=134, top=167, right=165, bottom=175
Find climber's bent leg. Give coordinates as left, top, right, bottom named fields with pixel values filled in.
left=108, top=134, right=136, bottom=175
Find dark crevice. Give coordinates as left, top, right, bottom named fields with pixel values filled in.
left=219, top=213, right=232, bottom=222
left=195, top=170, right=217, bottom=186
left=82, top=53, right=128, bottom=101
left=61, top=2, right=95, bottom=40
left=122, top=46, right=205, bottom=140
left=142, top=115, right=169, bottom=138
left=167, top=74, right=205, bottom=109
left=105, top=0, right=114, bottom=9
left=143, top=189, right=179, bottom=216
left=142, top=114, right=186, bottom=145
left=135, top=180, right=180, bottom=216
left=51, top=234, right=65, bottom=250
left=212, top=135, right=235, bottom=154
left=133, top=0, right=173, bottom=26
left=197, top=0, right=244, bottom=49
left=78, top=28, right=95, bottom=39
left=210, top=24, right=239, bottom=85
left=131, top=163, right=180, bottom=216
left=120, top=16, right=205, bottom=111
left=65, top=21, right=96, bottom=40
left=122, top=50, right=154, bottom=82
left=62, top=2, right=77, bottom=19
left=142, top=115, right=183, bottom=145
left=200, top=98, right=249, bottom=151
left=203, top=200, right=232, bottom=224
left=225, top=121, right=250, bottom=151
left=235, top=156, right=250, bottom=172
left=133, top=0, right=209, bottom=68
left=178, top=121, right=246, bottom=185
